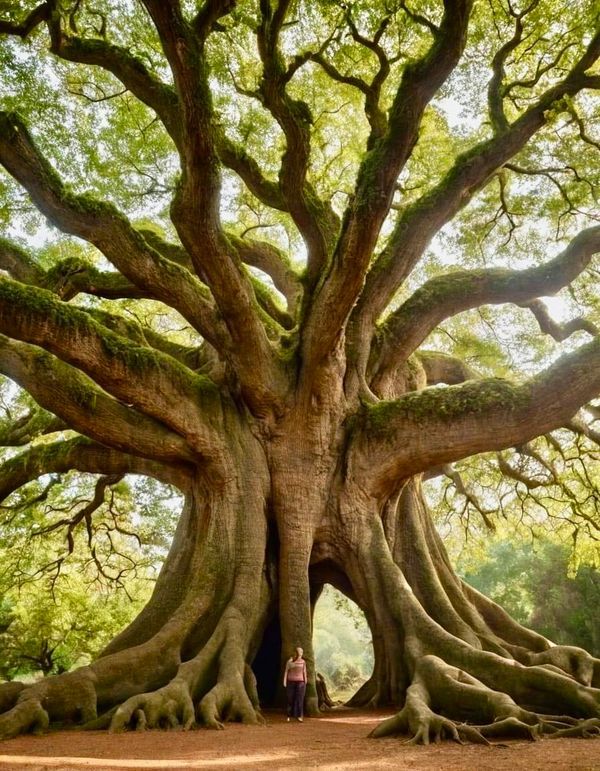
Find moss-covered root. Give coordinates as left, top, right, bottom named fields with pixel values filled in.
left=109, top=680, right=195, bottom=732
left=0, top=698, right=49, bottom=741
left=110, top=609, right=262, bottom=733
left=0, top=669, right=97, bottom=741
left=369, top=654, right=600, bottom=745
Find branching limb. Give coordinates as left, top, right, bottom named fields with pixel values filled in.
left=215, top=135, right=286, bottom=211
left=0, top=277, right=223, bottom=454
left=353, top=336, right=600, bottom=494
left=565, top=415, right=600, bottom=447
left=521, top=299, right=598, bottom=340
left=310, top=7, right=396, bottom=140
left=0, top=436, right=191, bottom=505
left=371, top=225, right=600, bottom=388
left=32, top=474, right=124, bottom=552
left=43, top=9, right=182, bottom=145
left=303, top=0, right=472, bottom=376
left=0, top=3, right=49, bottom=38
left=0, top=406, right=65, bottom=446
left=0, top=112, right=226, bottom=350
left=351, top=31, right=600, bottom=372
left=0, top=237, right=152, bottom=301
left=256, top=0, right=338, bottom=285
left=230, top=234, right=302, bottom=315
left=135, top=2, right=285, bottom=412
left=0, top=335, right=198, bottom=464
left=486, top=0, right=539, bottom=133
left=441, top=464, right=496, bottom=530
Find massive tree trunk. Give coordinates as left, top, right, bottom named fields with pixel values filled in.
left=2, top=401, right=599, bottom=743
left=1, top=0, right=600, bottom=747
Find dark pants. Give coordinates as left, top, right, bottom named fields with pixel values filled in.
left=286, top=681, right=306, bottom=718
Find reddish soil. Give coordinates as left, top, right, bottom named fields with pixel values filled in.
left=0, top=708, right=598, bottom=771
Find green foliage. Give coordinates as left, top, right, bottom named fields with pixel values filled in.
left=0, top=379, right=181, bottom=679
left=313, top=585, right=373, bottom=694
left=0, top=468, right=175, bottom=680
left=426, top=425, right=600, bottom=569
left=0, top=572, right=149, bottom=680
left=460, top=540, right=600, bottom=657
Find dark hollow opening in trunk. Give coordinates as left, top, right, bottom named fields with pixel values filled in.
left=252, top=612, right=283, bottom=707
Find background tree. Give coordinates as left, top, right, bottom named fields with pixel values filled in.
left=459, top=541, right=600, bottom=657
left=0, top=0, right=599, bottom=745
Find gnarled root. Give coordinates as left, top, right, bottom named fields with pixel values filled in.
left=370, top=653, right=600, bottom=745
left=110, top=607, right=263, bottom=733
left=0, top=669, right=97, bottom=740
left=110, top=680, right=195, bottom=732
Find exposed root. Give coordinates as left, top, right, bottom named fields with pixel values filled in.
left=370, top=653, right=600, bottom=745
left=544, top=718, right=600, bottom=739
left=0, top=697, right=49, bottom=741
left=0, top=682, right=25, bottom=714
left=108, top=607, right=263, bottom=733
left=0, top=668, right=98, bottom=741
left=508, top=645, right=597, bottom=687
left=110, top=680, right=195, bottom=732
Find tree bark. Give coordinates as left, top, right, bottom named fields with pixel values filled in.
left=1, top=405, right=599, bottom=741
left=1, top=0, right=599, bottom=747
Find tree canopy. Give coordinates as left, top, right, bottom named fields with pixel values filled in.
left=0, top=0, right=599, bottom=746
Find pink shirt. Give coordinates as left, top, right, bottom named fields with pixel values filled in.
left=285, top=657, right=307, bottom=682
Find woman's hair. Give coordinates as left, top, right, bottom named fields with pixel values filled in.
left=293, top=646, right=303, bottom=660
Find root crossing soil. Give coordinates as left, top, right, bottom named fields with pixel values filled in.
left=0, top=708, right=598, bottom=770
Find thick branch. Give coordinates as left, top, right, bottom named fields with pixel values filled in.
left=136, top=2, right=284, bottom=409
left=0, top=112, right=226, bottom=350
left=0, top=3, right=49, bottom=37
left=372, top=225, right=600, bottom=386
left=0, top=237, right=151, bottom=301
left=0, top=407, right=65, bottom=447
left=486, top=2, right=530, bottom=133
left=303, top=0, right=472, bottom=372
left=416, top=351, right=479, bottom=386
left=353, top=336, right=600, bottom=495
left=216, top=135, right=286, bottom=211
left=351, top=30, right=600, bottom=364
left=44, top=10, right=182, bottom=146
left=80, top=307, right=210, bottom=371
left=256, top=0, right=338, bottom=284
left=0, top=437, right=191, bottom=504
left=0, top=335, right=197, bottom=464
left=0, top=278, right=222, bottom=456
left=230, top=234, right=302, bottom=314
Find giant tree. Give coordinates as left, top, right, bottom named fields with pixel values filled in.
left=1, top=0, right=600, bottom=744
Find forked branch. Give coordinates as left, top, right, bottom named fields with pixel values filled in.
left=372, top=225, right=600, bottom=387
left=0, top=336, right=196, bottom=464
left=302, top=0, right=473, bottom=374
left=0, top=277, right=223, bottom=455
left=354, top=336, right=600, bottom=494
left=352, top=30, right=600, bottom=369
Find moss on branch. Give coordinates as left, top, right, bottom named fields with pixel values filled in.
left=365, top=377, right=530, bottom=432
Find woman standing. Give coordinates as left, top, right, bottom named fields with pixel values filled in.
left=283, top=646, right=307, bottom=722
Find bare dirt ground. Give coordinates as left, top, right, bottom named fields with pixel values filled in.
left=0, top=708, right=598, bottom=771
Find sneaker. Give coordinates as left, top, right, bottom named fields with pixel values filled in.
left=298, top=717, right=303, bottom=722
left=286, top=717, right=290, bottom=722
